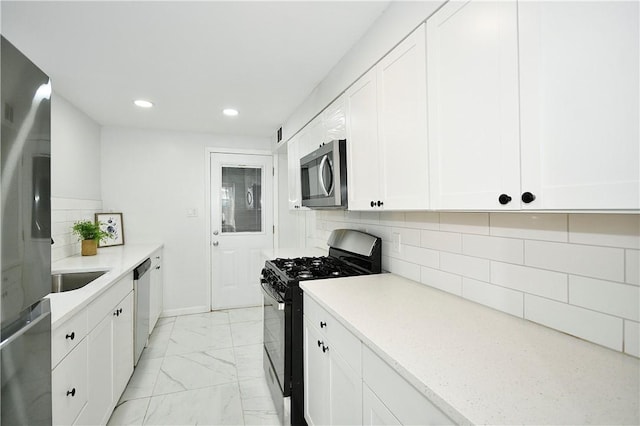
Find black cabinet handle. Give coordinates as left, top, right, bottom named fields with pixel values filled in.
left=65, top=332, right=75, bottom=340
left=322, top=345, right=329, bottom=353
left=377, top=200, right=384, bottom=207
left=320, top=321, right=326, bottom=328
left=370, top=201, right=375, bottom=207
left=66, top=388, right=76, bottom=397
left=498, top=194, right=512, bottom=205
left=521, top=192, right=536, bottom=204
left=317, top=340, right=323, bottom=347
left=119, top=308, right=123, bottom=314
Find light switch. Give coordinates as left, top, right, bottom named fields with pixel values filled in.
left=392, top=232, right=401, bottom=253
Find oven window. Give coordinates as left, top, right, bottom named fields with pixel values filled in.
left=221, top=166, right=262, bottom=233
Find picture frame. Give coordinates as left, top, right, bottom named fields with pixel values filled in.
left=95, top=213, right=125, bottom=247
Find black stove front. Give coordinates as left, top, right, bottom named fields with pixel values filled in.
left=261, top=229, right=382, bottom=426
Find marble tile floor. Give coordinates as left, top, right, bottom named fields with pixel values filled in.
left=107, top=306, right=281, bottom=426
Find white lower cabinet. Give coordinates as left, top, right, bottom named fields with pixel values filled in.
left=52, top=275, right=134, bottom=426
left=362, top=384, right=401, bottom=426
left=304, top=295, right=362, bottom=426
left=303, top=293, right=453, bottom=426
left=51, top=338, right=88, bottom=425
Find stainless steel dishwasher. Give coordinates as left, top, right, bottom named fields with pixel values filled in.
left=133, top=258, right=152, bottom=365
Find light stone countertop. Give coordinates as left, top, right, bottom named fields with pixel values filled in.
left=301, top=273, right=640, bottom=425
left=48, top=243, right=163, bottom=327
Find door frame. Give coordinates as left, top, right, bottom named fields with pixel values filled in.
left=204, top=147, right=278, bottom=311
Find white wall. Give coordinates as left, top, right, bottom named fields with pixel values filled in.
left=100, top=126, right=270, bottom=316
left=50, top=92, right=104, bottom=261
left=51, top=92, right=101, bottom=200
left=281, top=0, right=444, bottom=141
left=310, top=210, right=640, bottom=357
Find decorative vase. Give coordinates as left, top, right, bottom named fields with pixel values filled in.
left=81, top=239, right=98, bottom=256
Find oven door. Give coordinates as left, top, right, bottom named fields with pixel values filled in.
left=262, top=282, right=287, bottom=393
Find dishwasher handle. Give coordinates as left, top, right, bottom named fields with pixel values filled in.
left=134, top=258, right=152, bottom=280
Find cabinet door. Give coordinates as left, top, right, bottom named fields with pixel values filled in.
left=427, top=0, right=521, bottom=210
left=112, top=291, right=134, bottom=402
left=52, top=339, right=88, bottom=426
left=287, top=135, right=302, bottom=210
left=323, top=95, right=347, bottom=141
left=329, top=347, right=362, bottom=425
left=519, top=1, right=640, bottom=209
left=363, top=384, right=401, bottom=426
left=346, top=68, right=381, bottom=210
left=303, top=318, right=330, bottom=426
left=378, top=24, right=429, bottom=210
left=75, top=314, right=113, bottom=426
left=300, top=116, right=324, bottom=159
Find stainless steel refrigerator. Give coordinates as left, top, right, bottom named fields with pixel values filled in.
left=0, top=36, right=53, bottom=425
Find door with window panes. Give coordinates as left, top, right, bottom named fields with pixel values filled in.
left=210, top=153, right=273, bottom=309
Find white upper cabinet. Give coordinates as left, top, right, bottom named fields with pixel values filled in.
left=299, top=116, right=324, bottom=160
left=347, top=24, right=429, bottom=211
left=427, top=0, right=521, bottom=210
left=518, top=1, right=640, bottom=210
left=428, top=0, right=639, bottom=211
left=346, top=68, right=380, bottom=210
left=323, top=94, right=347, bottom=141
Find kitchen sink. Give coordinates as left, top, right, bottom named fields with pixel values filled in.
left=51, top=270, right=107, bottom=293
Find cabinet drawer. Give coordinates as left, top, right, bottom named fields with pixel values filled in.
left=362, top=346, right=453, bottom=425
left=304, top=294, right=361, bottom=374
left=52, top=309, right=87, bottom=368
left=52, top=338, right=88, bottom=426
left=87, top=274, right=133, bottom=331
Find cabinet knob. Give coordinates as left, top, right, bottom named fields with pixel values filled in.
left=114, top=311, right=119, bottom=317
left=498, top=194, right=512, bottom=205
left=155, top=265, right=161, bottom=270
left=322, top=345, right=329, bottom=353
left=317, top=340, right=323, bottom=347
left=66, top=388, right=76, bottom=397
left=320, top=321, right=326, bottom=328
left=521, top=192, right=536, bottom=204
left=65, top=332, right=75, bottom=340
left=119, top=308, right=123, bottom=314
left=370, top=201, right=375, bottom=208
left=377, top=200, right=384, bottom=207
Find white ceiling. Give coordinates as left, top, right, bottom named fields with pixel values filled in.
left=1, top=1, right=390, bottom=138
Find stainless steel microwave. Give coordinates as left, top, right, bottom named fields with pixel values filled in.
left=300, top=139, right=347, bottom=209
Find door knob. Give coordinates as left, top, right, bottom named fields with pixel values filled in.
left=213, top=241, right=219, bottom=246
left=213, top=230, right=219, bottom=235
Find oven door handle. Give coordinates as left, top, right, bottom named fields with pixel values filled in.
left=261, top=281, right=285, bottom=311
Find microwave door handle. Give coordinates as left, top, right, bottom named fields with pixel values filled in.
left=318, top=155, right=333, bottom=196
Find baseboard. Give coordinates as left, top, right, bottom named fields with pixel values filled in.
left=160, top=305, right=210, bottom=318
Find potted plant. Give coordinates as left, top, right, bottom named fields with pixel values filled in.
left=72, top=220, right=111, bottom=256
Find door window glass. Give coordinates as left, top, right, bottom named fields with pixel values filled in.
left=221, top=167, right=262, bottom=233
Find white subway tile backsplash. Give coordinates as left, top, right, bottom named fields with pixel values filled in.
left=440, top=252, right=490, bottom=282
left=490, top=213, right=567, bottom=242
left=440, top=212, right=489, bottom=235
left=51, top=197, right=103, bottom=261
left=569, top=276, right=640, bottom=322
left=462, top=278, right=523, bottom=318
left=420, top=230, right=462, bottom=253
left=626, top=250, right=639, bottom=285
left=392, top=227, right=421, bottom=247
left=401, top=245, right=439, bottom=268
left=490, top=262, right=568, bottom=302
left=624, top=321, right=640, bottom=357
left=569, top=214, right=640, bottom=249
left=525, top=241, right=625, bottom=282
left=386, top=257, right=421, bottom=282
left=307, top=211, right=639, bottom=356
left=379, top=212, right=406, bottom=227
left=404, top=212, right=439, bottom=230
left=525, top=294, right=623, bottom=351
left=420, top=267, right=462, bottom=296
left=463, top=234, right=524, bottom=264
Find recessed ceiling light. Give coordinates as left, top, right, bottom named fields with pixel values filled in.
left=223, top=108, right=239, bottom=117
left=134, top=99, right=154, bottom=108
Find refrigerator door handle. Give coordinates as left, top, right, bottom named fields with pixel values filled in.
left=0, top=300, right=50, bottom=350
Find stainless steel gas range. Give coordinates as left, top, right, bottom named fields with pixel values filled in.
left=260, top=229, right=382, bottom=425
